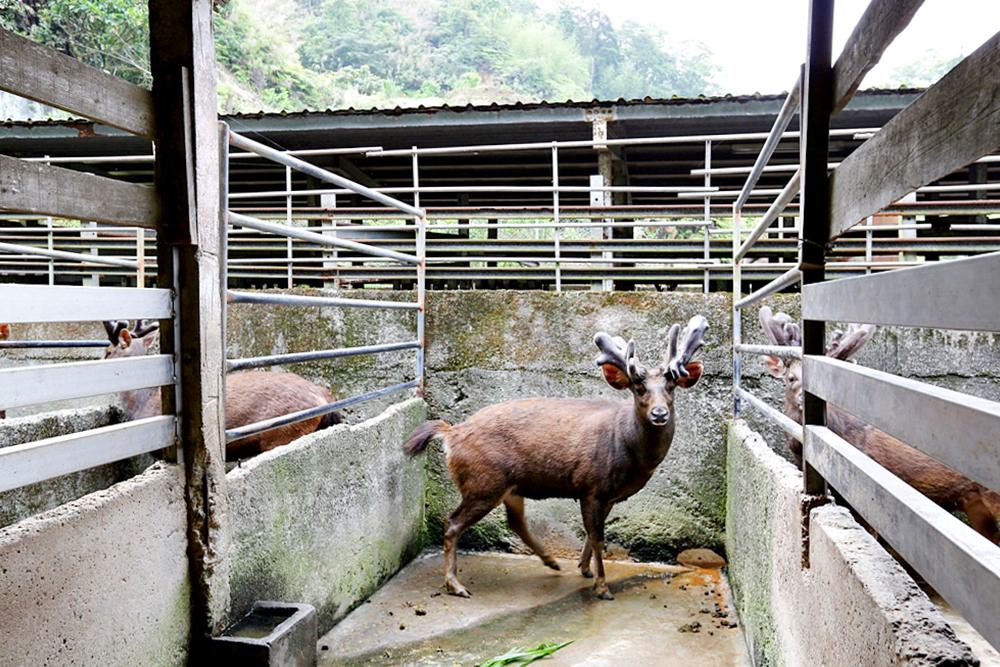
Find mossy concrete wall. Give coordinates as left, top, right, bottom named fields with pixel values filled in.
left=0, top=406, right=154, bottom=526
left=726, top=419, right=975, bottom=666
left=423, top=290, right=733, bottom=561
left=226, top=398, right=426, bottom=633
left=0, top=463, right=190, bottom=667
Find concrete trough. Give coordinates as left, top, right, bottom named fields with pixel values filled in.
left=208, top=601, right=317, bottom=667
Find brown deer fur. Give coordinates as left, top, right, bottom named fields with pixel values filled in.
left=104, top=320, right=341, bottom=460
left=404, top=316, right=708, bottom=599
left=760, top=307, right=1000, bottom=544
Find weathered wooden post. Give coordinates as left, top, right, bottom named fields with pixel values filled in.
left=148, top=0, right=231, bottom=647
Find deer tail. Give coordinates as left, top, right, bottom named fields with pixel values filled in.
left=403, top=420, right=450, bottom=457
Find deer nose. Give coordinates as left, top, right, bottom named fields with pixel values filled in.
left=650, top=407, right=669, bottom=421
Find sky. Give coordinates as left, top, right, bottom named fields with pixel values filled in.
left=543, top=0, right=1000, bottom=95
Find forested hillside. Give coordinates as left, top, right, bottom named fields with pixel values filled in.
left=0, top=0, right=719, bottom=114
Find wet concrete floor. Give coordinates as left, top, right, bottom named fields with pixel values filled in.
left=318, top=551, right=750, bottom=666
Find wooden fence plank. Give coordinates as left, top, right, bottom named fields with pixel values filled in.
left=802, top=251, right=1000, bottom=331
left=0, top=284, right=172, bottom=323
left=0, top=355, right=173, bottom=411
left=0, top=28, right=154, bottom=137
left=804, top=355, right=1000, bottom=492
left=829, top=31, right=1000, bottom=239
left=805, top=426, right=1000, bottom=649
left=0, top=154, right=159, bottom=228
left=831, top=0, right=923, bottom=113
left=0, top=416, right=175, bottom=494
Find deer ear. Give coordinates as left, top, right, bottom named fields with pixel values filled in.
left=120, top=329, right=133, bottom=347
left=764, top=355, right=785, bottom=377
left=601, top=363, right=630, bottom=390
left=141, top=329, right=159, bottom=350
left=675, top=361, right=703, bottom=389
left=0, top=323, right=9, bottom=339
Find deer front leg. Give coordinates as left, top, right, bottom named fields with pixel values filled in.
left=578, top=502, right=613, bottom=578
left=581, top=497, right=613, bottom=600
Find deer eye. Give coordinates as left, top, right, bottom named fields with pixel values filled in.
left=634, top=384, right=646, bottom=396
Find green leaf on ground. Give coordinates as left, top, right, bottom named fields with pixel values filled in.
left=478, top=640, right=573, bottom=667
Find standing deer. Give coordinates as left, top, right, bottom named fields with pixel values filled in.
left=759, top=306, right=1000, bottom=543
left=404, top=316, right=709, bottom=599
left=103, top=320, right=342, bottom=460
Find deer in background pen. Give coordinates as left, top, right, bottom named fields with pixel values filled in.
left=759, top=306, right=1000, bottom=543
left=404, top=315, right=709, bottom=600
left=103, top=320, right=342, bottom=460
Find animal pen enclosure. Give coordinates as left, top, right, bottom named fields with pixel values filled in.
left=1, top=0, right=999, bottom=665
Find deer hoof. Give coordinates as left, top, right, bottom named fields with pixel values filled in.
left=544, top=557, right=561, bottom=571
left=446, top=581, right=471, bottom=598
left=580, top=567, right=594, bottom=578
left=594, top=586, right=615, bottom=601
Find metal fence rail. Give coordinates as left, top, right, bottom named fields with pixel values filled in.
left=731, top=0, right=1000, bottom=649
left=221, top=127, right=428, bottom=444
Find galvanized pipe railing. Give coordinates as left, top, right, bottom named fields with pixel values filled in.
left=223, top=128, right=428, bottom=443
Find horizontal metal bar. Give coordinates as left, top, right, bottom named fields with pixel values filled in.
left=366, top=127, right=880, bottom=157
left=229, top=184, right=717, bottom=199
left=226, top=379, right=418, bottom=443
left=737, top=386, right=803, bottom=442
left=0, top=240, right=138, bottom=268
left=803, top=355, right=1000, bottom=492
left=736, top=78, right=801, bottom=211
left=0, top=284, right=173, bottom=323
left=802, top=251, right=1000, bottom=331
left=734, top=268, right=802, bottom=309
left=734, top=344, right=803, bottom=359
left=804, top=426, right=1000, bottom=649
left=0, top=355, right=173, bottom=411
left=735, top=172, right=802, bottom=260
left=0, top=340, right=108, bottom=349
left=227, top=130, right=424, bottom=217
left=226, top=341, right=420, bottom=372
left=228, top=211, right=419, bottom=264
left=0, top=416, right=175, bottom=494
left=226, top=290, right=418, bottom=310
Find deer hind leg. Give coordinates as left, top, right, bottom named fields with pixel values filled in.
left=581, top=497, right=613, bottom=600
left=503, top=493, right=560, bottom=571
left=443, top=494, right=502, bottom=597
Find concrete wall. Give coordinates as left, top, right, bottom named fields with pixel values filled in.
left=226, top=397, right=427, bottom=633
left=726, top=419, right=975, bottom=666
left=0, top=463, right=190, bottom=667
left=0, top=406, right=154, bottom=526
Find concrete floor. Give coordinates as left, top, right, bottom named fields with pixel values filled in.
left=318, top=551, right=749, bottom=666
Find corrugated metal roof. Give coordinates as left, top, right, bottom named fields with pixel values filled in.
left=1, top=88, right=923, bottom=128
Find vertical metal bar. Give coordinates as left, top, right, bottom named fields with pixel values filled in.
left=552, top=143, right=561, bottom=292
left=285, top=165, right=293, bottom=289
left=45, top=155, right=54, bottom=285
left=732, top=204, right=742, bottom=417
left=704, top=139, right=712, bottom=293
left=864, top=216, right=873, bottom=275
left=136, top=227, right=146, bottom=287
left=412, top=148, right=426, bottom=395
left=800, top=0, right=835, bottom=499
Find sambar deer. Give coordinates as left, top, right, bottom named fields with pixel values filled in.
left=759, top=306, right=1000, bottom=543
left=404, top=315, right=709, bottom=599
left=103, top=320, right=341, bottom=460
